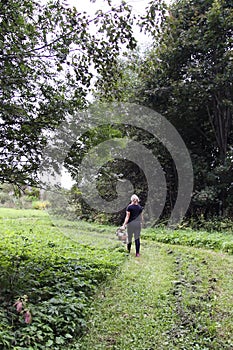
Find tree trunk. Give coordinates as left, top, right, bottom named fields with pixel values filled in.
left=207, top=91, right=232, bottom=216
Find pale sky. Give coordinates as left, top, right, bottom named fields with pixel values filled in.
left=67, top=0, right=154, bottom=45
left=68, top=0, right=151, bottom=14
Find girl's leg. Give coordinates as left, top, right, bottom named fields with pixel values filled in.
left=127, top=228, right=133, bottom=253
left=134, top=222, right=141, bottom=255
left=127, top=242, right=132, bottom=253
left=135, top=238, right=140, bottom=255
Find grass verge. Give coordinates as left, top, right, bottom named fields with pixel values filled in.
left=142, top=227, right=233, bottom=254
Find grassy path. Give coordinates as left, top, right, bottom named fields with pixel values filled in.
left=69, top=240, right=233, bottom=350
left=74, top=241, right=174, bottom=350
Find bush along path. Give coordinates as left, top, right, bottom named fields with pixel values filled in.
left=71, top=241, right=233, bottom=350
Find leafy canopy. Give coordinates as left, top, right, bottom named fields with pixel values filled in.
left=0, top=0, right=137, bottom=185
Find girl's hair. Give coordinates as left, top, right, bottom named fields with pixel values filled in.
left=131, top=194, right=140, bottom=203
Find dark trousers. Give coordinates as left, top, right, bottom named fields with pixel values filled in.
left=127, top=221, right=141, bottom=254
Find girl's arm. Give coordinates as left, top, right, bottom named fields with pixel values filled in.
left=122, top=211, right=130, bottom=228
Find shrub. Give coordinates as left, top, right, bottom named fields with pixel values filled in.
left=32, top=201, right=50, bottom=210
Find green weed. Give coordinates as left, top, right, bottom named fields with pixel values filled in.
left=0, top=208, right=125, bottom=349
left=142, top=227, right=233, bottom=254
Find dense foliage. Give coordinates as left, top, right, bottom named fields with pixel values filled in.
left=0, top=209, right=125, bottom=349
left=139, top=0, right=233, bottom=219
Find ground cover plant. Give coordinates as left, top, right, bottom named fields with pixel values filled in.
left=0, top=208, right=125, bottom=349
left=142, top=226, right=233, bottom=254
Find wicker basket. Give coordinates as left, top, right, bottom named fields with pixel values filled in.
left=115, top=227, right=128, bottom=244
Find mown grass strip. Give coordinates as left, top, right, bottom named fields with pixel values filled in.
left=71, top=243, right=233, bottom=350
left=71, top=242, right=175, bottom=350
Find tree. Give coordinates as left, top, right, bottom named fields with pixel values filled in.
left=137, top=0, right=233, bottom=218
left=62, top=123, right=150, bottom=225
left=0, top=0, right=137, bottom=186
